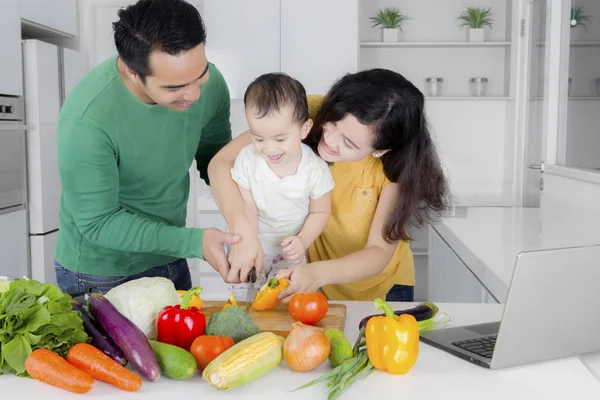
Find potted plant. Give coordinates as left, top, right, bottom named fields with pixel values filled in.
left=458, top=6, right=494, bottom=42
left=370, top=7, right=411, bottom=42
left=570, top=6, right=593, bottom=41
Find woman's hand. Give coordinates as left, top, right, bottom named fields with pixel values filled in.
left=275, top=264, right=323, bottom=303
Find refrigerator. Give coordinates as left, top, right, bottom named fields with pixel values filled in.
left=22, top=39, right=85, bottom=285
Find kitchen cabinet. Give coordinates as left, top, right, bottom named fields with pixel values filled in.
left=203, top=0, right=281, bottom=100
left=428, top=227, right=497, bottom=303
left=0, top=0, right=23, bottom=96
left=20, top=0, right=77, bottom=37
left=0, top=209, right=29, bottom=279
left=280, top=0, right=359, bottom=95
left=203, top=0, right=359, bottom=99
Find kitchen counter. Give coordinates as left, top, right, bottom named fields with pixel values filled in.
left=1, top=301, right=599, bottom=399
left=432, top=197, right=600, bottom=302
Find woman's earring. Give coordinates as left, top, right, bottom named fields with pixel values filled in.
left=374, top=152, right=382, bottom=158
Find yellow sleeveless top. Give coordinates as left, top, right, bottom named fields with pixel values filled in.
left=306, top=95, right=415, bottom=301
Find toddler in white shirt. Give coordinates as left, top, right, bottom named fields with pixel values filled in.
left=231, top=73, right=334, bottom=289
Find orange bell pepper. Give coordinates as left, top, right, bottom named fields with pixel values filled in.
left=365, top=298, right=419, bottom=375
left=251, top=278, right=290, bottom=311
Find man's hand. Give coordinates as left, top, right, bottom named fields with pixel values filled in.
left=275, top=264, right=322, bottom=303
left=202, top=228, right=241, bottom=281
left=281, top=236, right=307, bottom=265
left=226, top=224, right=264, bottom=283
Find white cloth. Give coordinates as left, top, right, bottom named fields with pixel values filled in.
left=231, top=143, right=335, bottom=246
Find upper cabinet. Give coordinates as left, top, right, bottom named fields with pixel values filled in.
left=203, top=0, right=359, bottom=99
left=0, top=0, right=23, bottom=96
left=280, top=0, right=359, bottom=95
left=203, top=0, right=281, bottom=100
left=20, top=0, right=77, bottom=37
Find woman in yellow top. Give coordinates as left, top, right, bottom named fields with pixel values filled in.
left=207, top=69, right=449, bottom=302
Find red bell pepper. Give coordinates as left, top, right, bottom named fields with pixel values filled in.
left=156, top=287, right=206, bottom=350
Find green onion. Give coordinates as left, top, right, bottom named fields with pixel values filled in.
left=290, top=312, right=451, bottom=399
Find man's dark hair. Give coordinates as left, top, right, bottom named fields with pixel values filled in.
left=113, top=0, right=206, bottom=82
left=243, top=73, right=308, bottom=123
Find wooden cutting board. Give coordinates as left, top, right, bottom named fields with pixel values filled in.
left=201, top=301, right=347, bottom=338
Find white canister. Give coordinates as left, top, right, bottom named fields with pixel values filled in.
left=425, top=78, right=444, bottom=97
left=469, top=77, right=489, bottom=97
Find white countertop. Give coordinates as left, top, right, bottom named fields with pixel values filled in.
left=433, top=197, right=600, bottom=302
left=1, top=301, right=599, bottom=399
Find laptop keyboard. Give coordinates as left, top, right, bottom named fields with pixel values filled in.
left=452, top=335, right=497, bottom=359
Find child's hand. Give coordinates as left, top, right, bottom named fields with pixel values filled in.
left=281, top=236, right=307, bottom=264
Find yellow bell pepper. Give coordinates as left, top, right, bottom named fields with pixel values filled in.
left=222, top=292, right=238, bottom=310
left=177, top=289, right=203, bottom=309
left=365, top=298, right=419, bottom=375
left=251, top=278, right=290, bottom=311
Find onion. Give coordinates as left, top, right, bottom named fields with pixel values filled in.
left=284, top=322, right=330, bottom=372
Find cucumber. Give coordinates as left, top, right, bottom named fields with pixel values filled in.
left=149, top=340, right=197, bottom=380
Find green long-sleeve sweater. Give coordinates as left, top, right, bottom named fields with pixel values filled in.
left=55, top=56, right=231, bottom=276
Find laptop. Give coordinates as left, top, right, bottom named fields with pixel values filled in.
left=419, top=244, right=600, bottom=369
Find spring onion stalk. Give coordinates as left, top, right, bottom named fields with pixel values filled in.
left=290, top=310, right=451, bottom=399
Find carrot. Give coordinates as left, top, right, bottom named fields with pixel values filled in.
left=66, top=343, right=142, bottom=392
left=25, top=348, right=94, bottom=394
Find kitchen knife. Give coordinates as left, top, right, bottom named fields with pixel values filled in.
left=245, top=267, right=258, bottom=312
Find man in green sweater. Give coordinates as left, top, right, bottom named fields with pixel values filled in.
left=54, top=0, right=240, bottom=294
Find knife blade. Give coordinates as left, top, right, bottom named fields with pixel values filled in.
left=245, top=267, right=258, bottom=312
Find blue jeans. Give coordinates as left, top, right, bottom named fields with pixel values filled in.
left=54, top=259, right=192, bottom=295
left=386, top=284, right=414, bottom=302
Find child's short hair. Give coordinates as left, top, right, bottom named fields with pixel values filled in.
left=243, top=73, right=308, bottom=123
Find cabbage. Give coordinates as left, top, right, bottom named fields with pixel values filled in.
left=105, top=277, right=180, bottom=339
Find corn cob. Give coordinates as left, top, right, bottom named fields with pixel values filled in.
left=202, top=332, right=284, bottom=390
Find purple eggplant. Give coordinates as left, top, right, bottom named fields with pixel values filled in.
left=71, top=301, right=128, bottom=366
left=87, top=293, right=161, bottom=382
left=358, top=302, right=439, bottom=330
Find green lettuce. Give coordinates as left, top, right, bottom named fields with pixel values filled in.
left=0, top=279, right=89, bottom=376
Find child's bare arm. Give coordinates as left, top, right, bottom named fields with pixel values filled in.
left=298, top=192, right=331, bottom=247
left=282, top=192, right=331, bottom=263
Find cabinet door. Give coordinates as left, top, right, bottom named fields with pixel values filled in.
left=280, top=0, right=359, bottom=95
left=0, top=209, right=28, bottom=279
left=428, top=228, right=486, bottom=303
left=20, top=0, right=77, bottom=36
left=203, top=0, right=280, bottom=99
left=0, top=0, right=23, bottom=96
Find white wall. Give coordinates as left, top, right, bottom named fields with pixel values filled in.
left=426, top=100, right=511, bottom=197
left=565, top=100, right=600, bottom=170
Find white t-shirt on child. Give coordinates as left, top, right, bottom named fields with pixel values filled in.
left=230, top=143, right=335, bottom=246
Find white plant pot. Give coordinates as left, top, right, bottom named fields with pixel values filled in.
left=467, top=28, right=485, bottom=42
left=382, top=28, right=400, bottom=42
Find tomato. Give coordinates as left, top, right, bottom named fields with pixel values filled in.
left=189, top=336, right=235, bottom=371
left=288, top=292, right=329, bottom=325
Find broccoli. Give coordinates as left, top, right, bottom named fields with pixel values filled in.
left=205, top=305, right=261, bottom=343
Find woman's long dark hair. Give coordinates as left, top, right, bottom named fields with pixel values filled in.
left=305, top=69, right=451, bottom=243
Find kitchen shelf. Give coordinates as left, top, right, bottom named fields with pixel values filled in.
left=425, top=96, right=513, bottom=101
left=567, top=96, right=600, bottom=101
left=537, top=41, right=600, bottom=47
left=360, top=41, right=511, bottom=48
